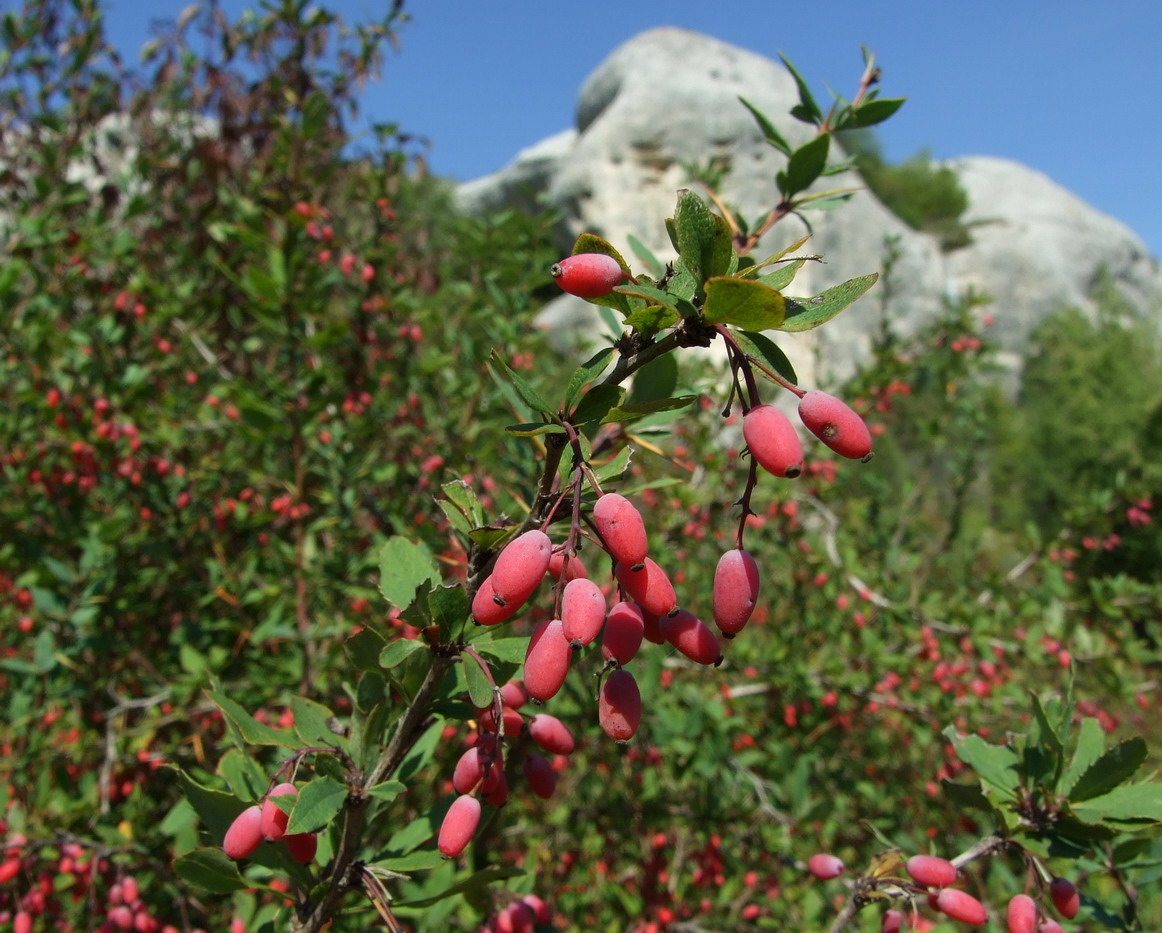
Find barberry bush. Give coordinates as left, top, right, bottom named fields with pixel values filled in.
left=1, top=3, right=1159, bottom=932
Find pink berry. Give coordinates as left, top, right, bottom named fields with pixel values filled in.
left=905, top=854, right=958, bottom=889
left=260, top=782, right=297, bottom=841
left=1037, top=922, right=1064, bottom=933
left=660, top=609, right=723, bottom=666
left=547, top=550, right=587, bottom=581
left=523, top=619, right=571, bottom=701
left=471, top=575, right=518, bottom=626
left=528, top=713, right=575, bottom=755
left=593, top=493, right=648, bottom=567
left=614, top=558, right=678, bottom=618
left=797, top=389, right=873, bottom=460
left=1049, top=877, right=1079, bottom=919
left=14, top=912, right=32, bottom=933
left=499, top=681, right=529, bottom=709
left=599, top=668, right=642, bottom=741
left=936, top=888, right=988, bottom=925
left=1007, top=894, right=1037, bottom=933
left=438, top=794, right=481, bottom=858
left=712, top=548, right=760, bottom=636
left=284, top=832, right=317, bottom=864
left=522, top=753, right=557, bottom=799
left=881, top=909, right=903, bottom=933
left=222, top=805, right=264, bottom=860
left=807, top=853, right=844, bottom=880
left=452, top=747, right=488, bottom=795
left=560, top=577, right=607, bottom=647
left=640, top=604, right=665, bottom=644
left=743, top=404, right=804, bottom=478
left=491, top=530, right=552, bottom=607
left=521, top=894, right=551, bottom=924
left=550, top=253, right=625, bottom=299
left=602, top=601, right=646, bottom=665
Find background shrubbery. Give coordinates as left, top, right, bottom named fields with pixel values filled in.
left=1, top=3, right=1159, bottom=931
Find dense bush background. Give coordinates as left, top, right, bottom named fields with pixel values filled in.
left=1, top=2, right=1159, bottom=931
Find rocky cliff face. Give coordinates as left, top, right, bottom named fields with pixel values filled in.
left=458, top=27, right=1162, bottom=386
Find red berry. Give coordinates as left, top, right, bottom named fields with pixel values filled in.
left=640, top=604, right=665, bottom=644
left=1049, top=877, right=1079, bottom=919
left=522, top=753, right=557, bottom=798
left=0, top=856, right=21, bottom=884
left=1007, top=894, right=1037, bottom=933
left=547, top=550, right=587, bottom=581
left=593, top=492, right=648, bottom=566
left=905, top=854, right=958, bottom=889
left=223, top=805, right=264, bottom=859
left=260, top=782, right=297, bottom=841
left=807, top=853, right=844, bottom=880
left=660, top=609, right=723, bottom=666
left=560, top=577, right=607, bottom=647
left=712, top=548, right=760, bottom=636
left=438, top=794, right=481, bottom=858
left=881, top=909, right=903, bottom=933
left=284, top=832, right=317, bottom=864
left=528, top=713, right=575, bottom=755
left=491, top=530, right=553, bottom=607
left=14, top=912, right=32, bottom=933
left=471, top=575, right=518, bottom=625
left=935, top=888, right=988, bottom=925
left=452, top=746, right=488, bottom=794
left=743, top=404, right=804, bottom=478
left=1037, top=922, right=1064, bottom=933
left=521, top=894, right=551, bottom=924
left=615, top=558, right=678, bottom=618
left=499, top=681, right=529, bottom=709
left=797, top=389, right=873, bottom=460
left=550, top=253, right=625, bottom=299
left=523, top=619, right=571, bottom=702
left=602, top=601, right=645, bottom=665
left=599, top=668, right=642, bottom=741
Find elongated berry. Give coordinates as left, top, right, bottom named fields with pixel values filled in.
left=260, top=782, right=298, bottom=841
left=1048, top=877, right=1079, bottom=919
left=499, top=681, right=529, bottom=709
left=528, top=713, right=575, bottom=755
left=593, top=493, right=648, bottom=567
left=492, top=530, right=553, bottom=607
left=640, top=604, right=665, bottom=644
left=881, top=909, right=903, bottom=933
left=481, top=763, right=509, bottom=806
left=936, top=888, right=988, bottom=925
left=223, top=805, right=264, bottom=860
left=547, top=550, right=588, bottom=581
left=905, top=854, right=958, bottom=889
left=284, top=832, right=317, bottom=864
left=660, top=609, right=723, bottom=666
left=712, top=548, right=760, bottom=636
left=472, top=575, right=518, bottom=626
left=438, top=794, right=481, bottom=858
left=522, top=753, right=557, bottom=799
left=561, top=577, right=607, bottom=646
left=1037, top=922, right=1064, bottom=933
left=743, top=404, right=804, bottom=478
left=551, top=253, right=624, bottom=299
left=797, top=389, right=873, bottom=460
left=453, top=745, right=502, bottom=795
left=524, top=619, right=571, bottom=701
left=806, top=853, right=844, bottom=880
left=599, top=668, right=641, bottom=741
left=1006, top=894, right=1037, bottom=933
left=602, top=601, right=645, bottom=665
left=615, top=558, right=678, bottom=618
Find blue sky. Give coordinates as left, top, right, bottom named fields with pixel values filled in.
left=102, top=0, right=1161, bottom=260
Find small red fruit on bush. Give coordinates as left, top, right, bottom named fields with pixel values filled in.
left=285, top=831, right=318, bottom=864
left=807, top=853, right=844, bottom=880
left=602, top=600, right=646, bottom=665
left=523, top=619, right=572, bottom=701
left=551, top=253, right=624, bottom=299
left=1006, top=894, right=1037, bottom=933
left=438, top=794, right=481, bottom=858
left=905, top=854, right=958, bottom=889
left=712, top=548, right=760, bottom=636
left=660, top=609, right=723, bottom=666
left=797, top=389, right=873, bottom=461
left=935, top=888, right=988, bottom=925
left=593, top=492, right=648, bottom=566
left=1049, top=877, right=1079, bottom=919
left=260, top=782, right=297, bottom=841
left=743, top=404, right=804, bottom=478
left=491, top=530, right=552, bottom=606
left=522, top=753, right=557, bottom=799
left=599, top=668, right=642, bottom=741
left=881, top=909, right=903, bottom=933
left=560, top=577, right=607, bottom=646
left=223, top=805, right=264, bottom=859
left=472, top=575, right=518, bottom=625
left=528, top=713, right=575, bottom=755
left=614, top=558, right=678, bottom=618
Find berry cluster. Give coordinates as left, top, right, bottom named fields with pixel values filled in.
left=222, top=782, right=317, bottom=864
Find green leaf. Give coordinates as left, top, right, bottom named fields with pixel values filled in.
left=623, top=305, right=680, bottom=335
left=731, top=330, right=799, bottom=386
left=673, top=190, right=734, bottom=286
left=504, top=423, right=564, bottom=437
left=439, top=481, right=484, bottom=531
left=1062, top=717, right=1106, bottom=796
left=604, top=396, right=700, bottom=423
left=396, top=719, right=445, bottom=786
left=1069, top=739, right=1148, bottom=801
left=1030, top=691, right=1065, bottom=787
left=778, top=52, right=822, bottom=124
left=380, top=637, right=426, bottom=669
left=780, top=273, right=878, bottom=332
left=377, top=537, right=438, bottom=609
left=470, top=637, right=531, bottom=666
left=218, top=749, right=267, bottom=802
left=614, top=283, right=680, bottom=314
left=462, top=654, right=494, bottom=710
left=943, top=728, right=1021, bottom=799
left=347, top=627, right=388, bottom=673
left=291, top=697, right=344, bottom=748
left=1072, top=782, right=1162, bottom=823
left=627, top=352, right=678, bottom=405
left=592, top=446, right=633, bottom=485
left=758, top=259, right=805, bottom=292
left=488, top=350, right=555, bottom=416
left=848, top=97, right=906, bottom=128
left=174, top=848, right=249, bottom=893
left=702, top=277, right=786, bottom=330
left=571, top=384, right=625, bottom=425
left=368, top=780, right=406, bottom=802
left=372, top=849, right=446, bottom=873
left=564, top=347, right=616, bottom=413
left=286, top=778, right=348, bottom=835
left=397, top=867, right=523, bottom=908
left=428, top=584, right=470, bottom=639
left=177, top=770, right=245, bottom=839
left=737, top=96, right=790, bottom=155
left=780, top=134, right=830, bottom=199
left=206, top=690, right=297, bottom=748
